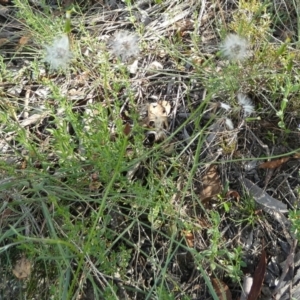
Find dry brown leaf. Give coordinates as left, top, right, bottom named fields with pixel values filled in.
left=226, top=190, right=240, bottom=202
left=123, top=122, right=131, bottom=136
left=211, top=277, right=232, bottom=300
left=12, top=256, right=32, bottom=280
left=182, top=230, right=194, bottom=247
left=258, top=157, right=290, bottom=169
left=18, top=36, right=30, bottom=46
left=199, top=165, right=222, bottom=202
left=147, top=101, right=171, bottom=130
left=248, top=249, right=267, bottom=300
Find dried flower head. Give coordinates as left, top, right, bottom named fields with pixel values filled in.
left=43, top=34, right=73, bottom=70
left=108, top=30, right=140, bottom=62
left=220, top=34, right=249, bottom=61
left=237, top=93, right=255, bottom=117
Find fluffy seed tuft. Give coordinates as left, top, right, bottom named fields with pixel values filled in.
left=237, top=93, right=255, bottom=117
left=225, top=118, right=234, bottom=130
left=219, top=102, right=231, bottom=112
left=108, top=30, right=140, bottom=62
left=43, top=34, right=73, bottom=70
left=220, top=34, right=249, bottom=61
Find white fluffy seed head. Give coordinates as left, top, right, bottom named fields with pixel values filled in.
left=108, top=30, right=140, bottom=62
left=237, top=93, right=255, bottom=117
left=219, top=102, right=231, bottom=112
left=220, top=34, right=249, bottom=61
left=43, top=34, right=73, bottom=70
left=225, top=118, right=234, bottom=130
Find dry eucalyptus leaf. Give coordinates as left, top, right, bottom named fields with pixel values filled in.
left=243, top=178, right=288, bottom=213
left=259, top=157, right=290, bottom=169
left=12, top=256, right=32, bottom=279
left=248, top=249, right=267, bottom=300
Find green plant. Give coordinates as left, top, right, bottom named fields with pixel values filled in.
left=196, top=211, right=245, bottom=282
left=289, top=209, right=300, bottom=241
left=237, top=195, right=260, bottom=227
